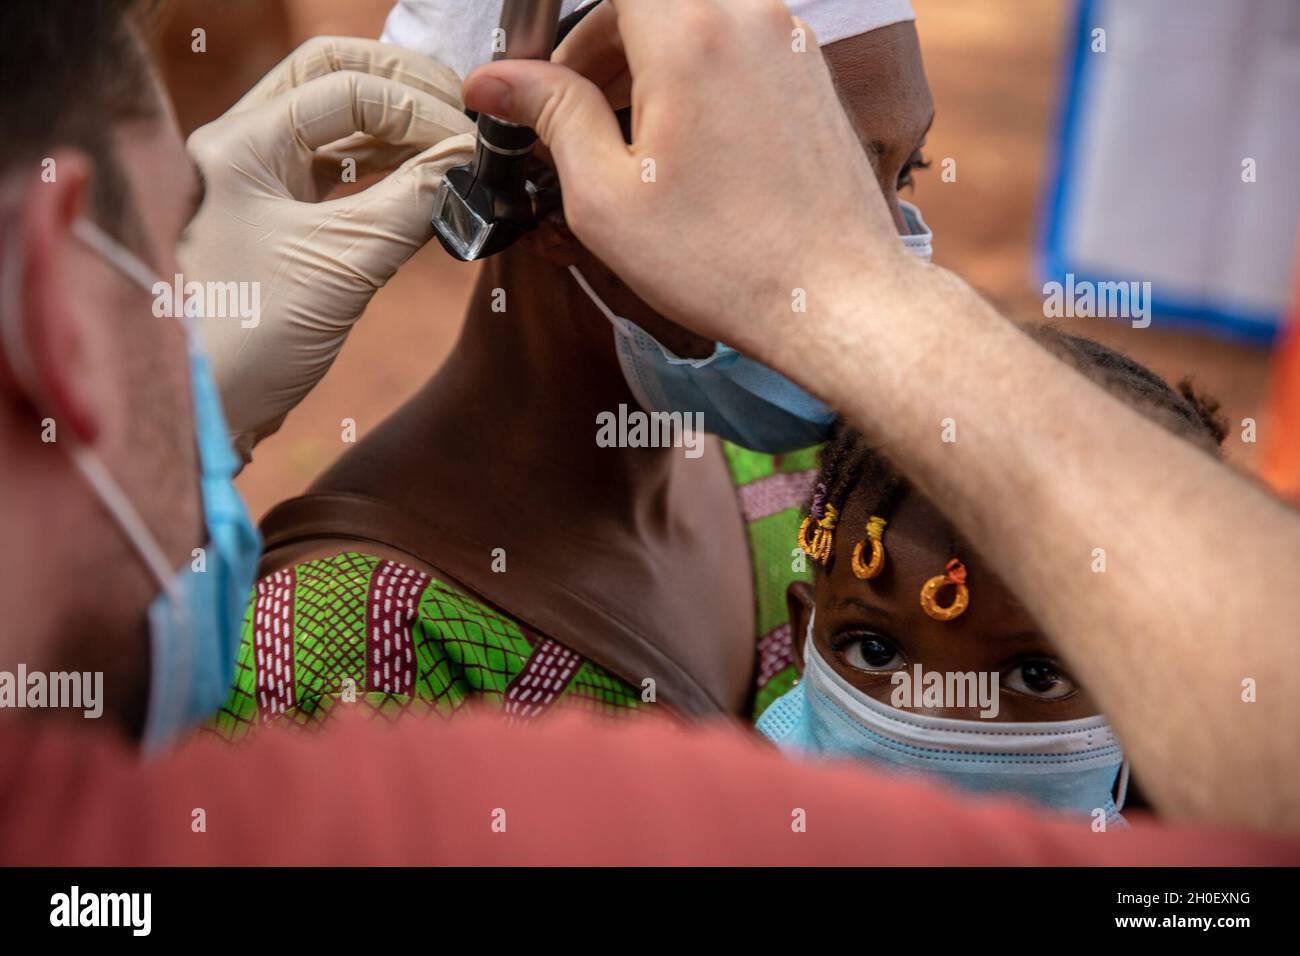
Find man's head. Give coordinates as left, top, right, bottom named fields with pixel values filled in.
left=519, top=2, right=934, bottom=359
left=0, top=1, right=205, bottom=734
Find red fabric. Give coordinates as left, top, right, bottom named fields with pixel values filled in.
left=0, top=712, right=1295, bottom=865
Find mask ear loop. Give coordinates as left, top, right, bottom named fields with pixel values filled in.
left=67, top=221, right=205, bottom=752
left=72, top=218, right=159, bottom=291
left=568, top=265, right=615, bottom=323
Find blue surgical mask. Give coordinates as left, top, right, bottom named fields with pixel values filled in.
left=572, top=201, right=934, bottom=453
left=0, top=218, right=261, bottom=752
left=757, top=612, right=1129, bottom=826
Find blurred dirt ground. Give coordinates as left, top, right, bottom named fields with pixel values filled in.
left=152, top=0, right=1276, bottom=520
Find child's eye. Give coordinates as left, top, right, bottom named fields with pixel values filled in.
left=1004, top=660, right=1077, bottom=700
left=838, top=633, right=904, bottom=672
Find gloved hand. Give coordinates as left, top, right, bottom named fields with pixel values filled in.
left=180, top=36, right=476, bottom=463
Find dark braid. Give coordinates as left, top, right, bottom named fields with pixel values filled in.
left=817, top=421, right=907, bottom=527
left=806, top=326, right=1227, bottom=570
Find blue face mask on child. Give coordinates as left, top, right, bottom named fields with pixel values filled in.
left=572, top=202, right=934, bottom=454
left=757, top=612, right=1129, bottom=826
left=1, top=218, right=261, bottom=752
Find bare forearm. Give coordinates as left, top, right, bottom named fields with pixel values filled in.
left=461, top=0, right=1298, bottom=832
left=808, top=263, right=1300, bottom=833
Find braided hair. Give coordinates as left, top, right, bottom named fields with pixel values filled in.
left=809, top=326, right=1228, bottom=568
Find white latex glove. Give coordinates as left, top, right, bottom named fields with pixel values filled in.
left=180, top=36, right=476, bottom=463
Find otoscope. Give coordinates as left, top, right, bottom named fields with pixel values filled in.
left=432, top=0, right=566, bottom=261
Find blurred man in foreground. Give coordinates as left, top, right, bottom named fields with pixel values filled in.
left=0, top=0, right=1296, bottom=864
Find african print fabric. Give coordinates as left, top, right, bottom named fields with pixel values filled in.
left=208, top=553, right=642, bottom=740
left=720, top=443, right=820, bottom=722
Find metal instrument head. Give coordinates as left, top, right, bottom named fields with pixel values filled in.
left=432, top=0, right=567, bottom=262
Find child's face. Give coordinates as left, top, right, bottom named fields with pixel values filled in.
left=789, top=488, right=1099, bottom=722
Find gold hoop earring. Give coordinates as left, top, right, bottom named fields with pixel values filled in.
left=920, top=558, right=969, bottom=621
left=850, top=516, right=888, bottom=580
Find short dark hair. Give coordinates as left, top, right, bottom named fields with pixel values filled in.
left=0, top=1, right=161, bottom=241
left=809, top=326, right=1228, bottom=569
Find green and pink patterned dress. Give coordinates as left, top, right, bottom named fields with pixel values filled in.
left=208, top=445, right=817, bottom=740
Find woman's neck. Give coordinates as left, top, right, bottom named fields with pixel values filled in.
left=302, top=254, right=755, bottom=712
left=417, top=251, right=690, bottom=523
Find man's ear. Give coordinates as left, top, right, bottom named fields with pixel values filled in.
left=4, top=152, right=107, bottom=445
left=786, top=580, right=815, bottom=677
